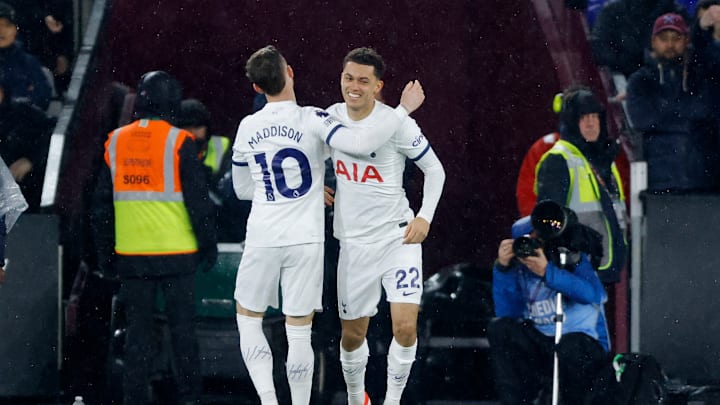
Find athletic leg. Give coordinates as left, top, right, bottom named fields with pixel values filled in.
left=234, top=246, right=283, bottom=404
left=237, top=304, right=278, bottom=405
left=384, top=303, right=418, bottom=405
left=341, top=317, right=371, bottom=405
left=285, top=314, right=315, bottom=405
left=280, top=243, right=324, bottom=405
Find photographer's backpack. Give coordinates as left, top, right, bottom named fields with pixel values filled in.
left=612, top=353, right=669, bottom=404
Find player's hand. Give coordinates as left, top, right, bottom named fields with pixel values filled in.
left=0, top=267, right=5, bottom=284
left=518, top=248, right=548, bottom=278
left=324, top=186, right=335, bottom=207
left=497, top=239, right=515, bottom=267
left=403, top=217, right=429, bottom=244
left=399, top=80, right=425, bottom=114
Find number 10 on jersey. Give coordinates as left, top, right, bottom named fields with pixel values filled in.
left=254, top=148, right=312, bottom=201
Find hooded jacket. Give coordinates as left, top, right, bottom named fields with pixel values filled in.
left=627, top=49, right=718, bottom=192
left=590, top=0, right=690, bottom=77
left=535, top=89, right=627, bottom=283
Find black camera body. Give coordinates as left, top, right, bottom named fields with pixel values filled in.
left=512, top=236, right=541, bottom=258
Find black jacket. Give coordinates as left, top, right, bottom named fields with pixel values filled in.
left=692, top=20, right=720, bottom=123
left=627, top=52, right=717, bottom=192
left=590, top=0, right=689, bottom=77
left=0, top=99, right=53, bottom=168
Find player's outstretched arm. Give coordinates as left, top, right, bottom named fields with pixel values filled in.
left=399, top=80, right=425, bottom=114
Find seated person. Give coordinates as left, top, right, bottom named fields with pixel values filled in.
left=487, top=205, right=611, bottom=405
left=0, top=2, right=52, bottom=110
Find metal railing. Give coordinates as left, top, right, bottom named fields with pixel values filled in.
left=40, top=0, right=108, bottom=208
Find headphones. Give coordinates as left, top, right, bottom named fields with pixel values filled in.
left=552, top=92, right=563, bottom=114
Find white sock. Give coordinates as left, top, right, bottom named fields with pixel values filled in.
left=341, top=339, right=370, bottom=405
left=236, top=314, right=278, bottom=405
left=384, top=337, right=417, bottom=405
left=285, top=323, right=314, bottom=405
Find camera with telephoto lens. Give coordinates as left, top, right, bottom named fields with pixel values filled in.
left=530, top=200, right=584, bottom=267
left=512, top=236, right=541, bottom=258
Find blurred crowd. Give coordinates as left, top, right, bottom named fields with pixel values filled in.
left=0, top=1, right=75, bottom=211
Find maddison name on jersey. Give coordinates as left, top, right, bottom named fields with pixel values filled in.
left=247, top=125, right=303, bottom=149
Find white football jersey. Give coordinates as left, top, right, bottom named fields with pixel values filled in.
left=232, top=101, right=338, bottom=247
left=327, top=101, right=431, bottom=243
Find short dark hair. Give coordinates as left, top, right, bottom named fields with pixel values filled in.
left=245, top=45, right=286, bottom=96
left=342, top=47, right=386, bottom=80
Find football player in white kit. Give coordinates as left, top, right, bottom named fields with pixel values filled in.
left=230, top=45, right=426, bottom=405
left=326, top=48, right=446, bottom=405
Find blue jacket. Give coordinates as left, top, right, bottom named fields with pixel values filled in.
left=493, top=253, right=610, bottom=351
left=0, top=43, right=52, bottom=111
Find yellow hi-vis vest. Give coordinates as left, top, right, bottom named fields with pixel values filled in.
left=203, top=136, right=230, bottom=175
left=105, top=119, right=198, bottom=255
left=535, top=139, right=626, bottom=272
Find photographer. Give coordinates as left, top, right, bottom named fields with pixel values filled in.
left=487, top=207, right=612, bottom=405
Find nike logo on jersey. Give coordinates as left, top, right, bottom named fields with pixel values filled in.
left=336, top=159, right=384, bottom=183
left=402, top=291, right=417, bottom=297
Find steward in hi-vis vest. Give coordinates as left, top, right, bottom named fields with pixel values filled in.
left=535, top=86, right=627, bottom=284
left=91, top=71, right=216, bottom=405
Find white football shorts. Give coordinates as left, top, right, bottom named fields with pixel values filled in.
left=234, top=243, right=323, bottom=317
left=337, top=236, right=423, bottom=320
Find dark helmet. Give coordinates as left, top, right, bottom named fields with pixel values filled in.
left=177, top=98, right=211, bottom=130
left=133, top=71, right=182, bottom=121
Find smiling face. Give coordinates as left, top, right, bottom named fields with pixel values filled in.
left=0, top=17, right=17, bottom=49
left=340, top=61, right=383, bottom=121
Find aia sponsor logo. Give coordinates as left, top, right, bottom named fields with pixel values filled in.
left=335, top=159, right=384, bottom=183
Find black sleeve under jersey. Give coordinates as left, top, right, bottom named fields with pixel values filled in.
left=89, top=162, right=115, bottom=263
left=178, top=138, right=217, bottom=250
left=536, top=154, right=571, bottom=206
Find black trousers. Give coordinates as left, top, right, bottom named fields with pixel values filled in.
left=119, top=265, right=201, bottom=405
left=487, top=317, right=611, bottom=405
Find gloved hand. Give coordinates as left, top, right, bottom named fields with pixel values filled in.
left=197, top=244, right=218, bottom=273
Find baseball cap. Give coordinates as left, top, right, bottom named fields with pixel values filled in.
left=0, top=2, right=16, bottom=25
left=652, top=13, right=688, bottom=35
